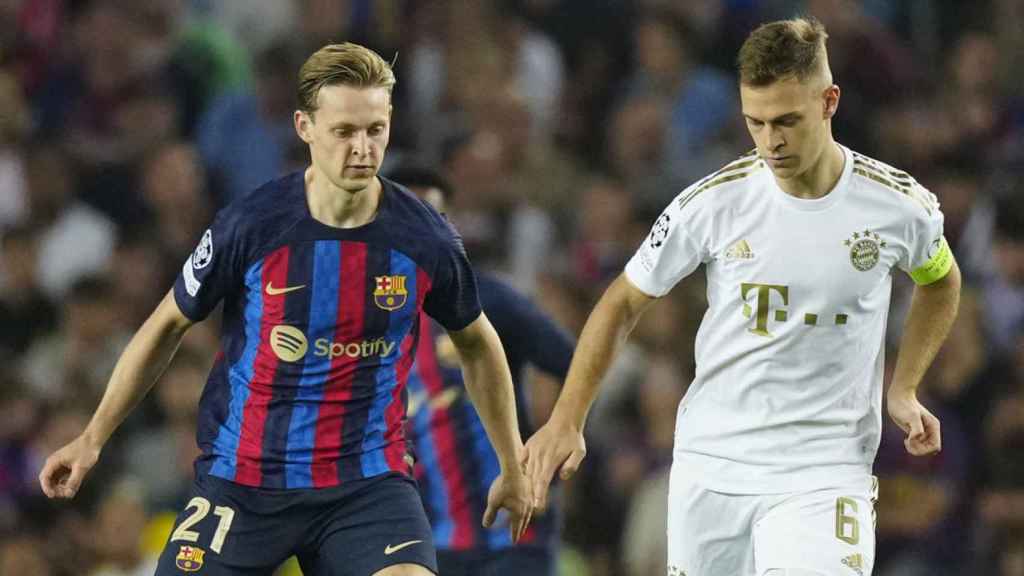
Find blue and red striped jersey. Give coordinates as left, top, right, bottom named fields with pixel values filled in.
left=405, top=274, right=574, bottom=551
left=173, top=171, right=481, bottom=489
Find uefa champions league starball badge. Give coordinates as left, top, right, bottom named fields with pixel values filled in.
left=845, top=228, right=885, bottom=272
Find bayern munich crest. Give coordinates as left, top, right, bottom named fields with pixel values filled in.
left=845, top=228, right=886, bottom=272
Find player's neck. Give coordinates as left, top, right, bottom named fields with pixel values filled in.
left=775, top=140, right=844, bottom=199
left=304, top=166, right=382, bottom=228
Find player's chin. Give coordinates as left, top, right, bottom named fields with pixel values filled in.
left=338, top=175, right=375, bottom=193
left=768, top=164, right=799, bottom=178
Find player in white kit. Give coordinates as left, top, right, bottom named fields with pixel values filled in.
left=524, top=17, right=961, bottom=576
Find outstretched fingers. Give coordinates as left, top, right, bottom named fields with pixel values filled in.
left=511, top=500, right=533, bottom=543
left=527, top=443, right=559, bottom=510
left=482, top=499, right=498, bottom=528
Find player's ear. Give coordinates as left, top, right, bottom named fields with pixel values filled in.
left=823, top=84, right=840, bottom=119
left=294, top=110, right=314, bottom=144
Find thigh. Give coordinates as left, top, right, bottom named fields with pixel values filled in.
left=155, top=475, right=298, bottom=576
left=753, top=480, right=877, bottom=576
left=299, top=474, right=438, bottom=576
left=667, top=462, right=759, bottom=576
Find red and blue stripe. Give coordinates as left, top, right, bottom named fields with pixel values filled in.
left=309, top=241, right=366, bottom=487
left=413, top=318, right=476, bottom=549
left=283, top=240, right=340, bottom=488
left=360, top=250, right=420, bottom=476
left=207, top=241, right=433, bottom=488
left=209, top=259, right=264, bottom=481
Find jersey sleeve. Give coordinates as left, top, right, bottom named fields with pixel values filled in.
left=173, top=207, right=248, bottom=321
left=897, top=186, right=954, bottom=285
left=423, top=221, right=483, bottom=331
left=624, top=187, right=711, bottom=297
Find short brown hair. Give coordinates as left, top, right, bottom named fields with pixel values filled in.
left=297, top=42, right=396, bottom=114
left=737, top=17, right=829, bottom=86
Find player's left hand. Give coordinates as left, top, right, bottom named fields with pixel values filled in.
left=887, top=387, right=941, bottom=456
left=482, top=468, right=534, bottom=543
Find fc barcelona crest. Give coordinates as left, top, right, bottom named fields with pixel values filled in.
left=374, top=275, right=408, bottom=311
left=175, top=545, right=205, bottom=572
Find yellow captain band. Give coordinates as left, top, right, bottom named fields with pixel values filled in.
left=910, top=236, right=954, bottom=285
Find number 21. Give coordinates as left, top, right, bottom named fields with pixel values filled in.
left=170, top=497, right=236, bottom=554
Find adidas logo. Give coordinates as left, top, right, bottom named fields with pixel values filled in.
left=725, top=239, right=755, bottom=260
left=842, top=553, right=864, bottom=575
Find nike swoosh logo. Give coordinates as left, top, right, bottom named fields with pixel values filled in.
left=384, top=540, right=423, bottom=555
left=265, top=282, right=306, bottom=296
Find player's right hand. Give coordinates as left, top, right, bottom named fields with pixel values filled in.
left=38, top=436, right=101, bottom=499
left=523, top=417, right=586, bottom=510
left=482, top=468, right=534, bottom=543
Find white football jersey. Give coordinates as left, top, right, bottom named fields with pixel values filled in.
left=624, top=144, right=952, bottom=494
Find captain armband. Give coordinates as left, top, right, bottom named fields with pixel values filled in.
left=909, top=236, right=954, bottom=285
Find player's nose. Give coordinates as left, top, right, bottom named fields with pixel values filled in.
left=768, top=127, right=786, bottom=151
left=350, top=132, right=368, bottom=156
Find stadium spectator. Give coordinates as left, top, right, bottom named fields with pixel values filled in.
left=0, top=225, right=58, bottom=355
left=22, top=145, right=116, bottom=300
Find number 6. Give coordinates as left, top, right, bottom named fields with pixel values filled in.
left=835, top=496, right=859, bottom=545
left=170, top=497, right=236, bottom=554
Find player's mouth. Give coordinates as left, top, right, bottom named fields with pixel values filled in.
left=767, top=156, right=792, bottom=166
left=346, top=165, right=375, bottom=173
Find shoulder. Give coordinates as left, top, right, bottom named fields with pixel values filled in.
left=382, top=177, right=463, bottom=244
left=670, top=149, right=766, bottom=216
left=848, top=149, right=938, bottom=218
left=213, top=170, right=306, bottom=246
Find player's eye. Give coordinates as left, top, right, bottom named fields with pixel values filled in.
left=747, top=119, right=764, bottom=128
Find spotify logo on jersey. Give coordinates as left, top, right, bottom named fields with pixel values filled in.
left=270, top=325, right=309, bottom=362
left=268, top=325, right=398, bottom=362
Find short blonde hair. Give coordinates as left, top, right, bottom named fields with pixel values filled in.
left=737, top=17, right=829, bottom=86
left=297, top=42, right=396, bottom=115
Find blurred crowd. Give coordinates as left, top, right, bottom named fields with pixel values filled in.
left=1, top=0, right=1023, bottom=575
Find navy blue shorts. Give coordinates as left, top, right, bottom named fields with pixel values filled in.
left=154, top=472, right=437, bottom=575
left=435, top=547, right=555, bottom=576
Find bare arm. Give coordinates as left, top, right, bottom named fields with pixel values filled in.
left=891, top=260, right=961, bottom=394
left=525, top=274, right=657, bottom=505
left=449, top=313, right=524, bottom=470
left=888, top=260, right=961, bottom=455
left=448, top=312, right=533, bottom=540
left=40, top=290, right=194, bottom=498
left=550, top=274, right=656, bottom=430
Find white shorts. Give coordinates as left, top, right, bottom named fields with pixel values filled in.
left=667, top=462, right=878, bottom=576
